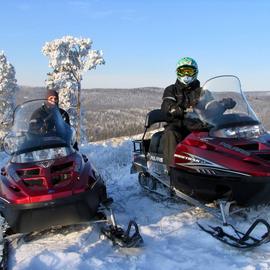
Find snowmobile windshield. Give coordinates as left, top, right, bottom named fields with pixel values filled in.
left=184, top=75, right=265, bottom=139
left=4, top=99, right=76, bottom=156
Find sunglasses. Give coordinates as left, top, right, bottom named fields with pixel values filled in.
left=177, top=66, right=197, bottom=77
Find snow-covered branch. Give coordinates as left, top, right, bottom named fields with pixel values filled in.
left=42, top=36, right=105, bottom=73
left=0, top=51, right=19, bottom=145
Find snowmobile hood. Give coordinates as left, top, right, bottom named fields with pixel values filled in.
left=176, top=131, right=270, bottom=177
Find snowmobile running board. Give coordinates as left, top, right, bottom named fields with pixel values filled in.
left=142, top=170, right=231, bottom=222
left=172, top=188, right=223, bottom=220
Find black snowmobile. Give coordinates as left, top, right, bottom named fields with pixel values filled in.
left=131, top=75, right=270, bottom=248
left=0, top=99, right=143, bottom=269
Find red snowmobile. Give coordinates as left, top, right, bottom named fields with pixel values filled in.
left=131, top=75, right=270, bottom=248
left=0, top=99, right=142, bottom=268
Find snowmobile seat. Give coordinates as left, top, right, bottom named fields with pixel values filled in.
left=132, top=109, right=169, bottom=156
left=141, top=109, right=171, bottom=141
left=144, top=109, right=170, bottom=129
left=149, top=131, right=164, bottom=154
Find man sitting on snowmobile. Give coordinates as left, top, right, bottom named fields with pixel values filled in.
left=161, top=57, right=236, bottom=172
left=29, top=89, right=70, bottom=133
left=29, top=88, right=79, bottom=151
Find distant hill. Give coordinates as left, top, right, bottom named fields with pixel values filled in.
left=17, top=86, right=164, bottom=141
left=17, top=86, right=270, bottom=141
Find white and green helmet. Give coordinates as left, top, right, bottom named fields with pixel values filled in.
left=176, top=57, right=198, bottom=85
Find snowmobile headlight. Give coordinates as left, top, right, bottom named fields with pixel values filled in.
left=11, top=147, right=73, bottom=163
left=3, top=132, right=26, bottom=155
left=212, top=125, right=264, bottom=139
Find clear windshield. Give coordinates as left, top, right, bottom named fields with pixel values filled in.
left=184, top=75, right=265, bottom=138
left=4, top=99, right=75, bottom=155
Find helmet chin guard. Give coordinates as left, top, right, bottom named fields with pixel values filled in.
left=178, top=75, right=195, bottom=85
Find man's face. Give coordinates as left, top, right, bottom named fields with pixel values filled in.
left=47, top=95, right=59, bottom=105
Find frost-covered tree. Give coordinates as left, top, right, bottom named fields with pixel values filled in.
left=42, top=36, right=105, bottom=143
left=0, top=52, right=19, bottom=146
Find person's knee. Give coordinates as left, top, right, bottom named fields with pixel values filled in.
left=164, top=129, right=176, bottom=137
left=164, top=129, right=181, bottom=141
left=163, top=130, right=175, bottom=143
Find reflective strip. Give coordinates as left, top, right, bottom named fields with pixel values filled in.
left=0, top=196, right=10, bottom=204
left=163, top=96, right=177, bottom=102
left=205, top=100, right=216, bottom=110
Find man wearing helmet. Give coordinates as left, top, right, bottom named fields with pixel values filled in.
left=161, top=57, right=235, bottom=172
left=161, top=57, right=200, bottom=172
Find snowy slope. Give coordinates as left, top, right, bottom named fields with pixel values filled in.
left=2, top=138, right=270, bottom=270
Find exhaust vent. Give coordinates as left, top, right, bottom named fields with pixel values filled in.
left=17, top=168, right=40, bottom=177
left=23, top=178, right=44, bottom=187
left=51, top=162, right=73, bottom=173
left=256, top=153, right=270, bottom=162
left=234, top=143, right=259, bottom=151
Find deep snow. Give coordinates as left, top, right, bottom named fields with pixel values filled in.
left=2, top=138, right=270, bottom=270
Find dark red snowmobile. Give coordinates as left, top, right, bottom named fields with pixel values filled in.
left=0, top=99, right=142, bottom=268
left=131, top=75, right=270, bottom=248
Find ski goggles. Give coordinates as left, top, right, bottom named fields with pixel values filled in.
left=176, top=66, right=197, bottom=77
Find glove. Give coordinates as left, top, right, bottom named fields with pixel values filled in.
left=169, top=105, right=183, bottom=118
left=219, top=98, right=236, bottom=109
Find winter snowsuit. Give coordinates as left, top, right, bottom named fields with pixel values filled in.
left=161, top=79, right=202, bottom=170
left=161, top=79, right=237, bottom=170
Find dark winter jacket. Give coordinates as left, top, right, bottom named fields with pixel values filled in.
left=29, top=103, right=70, bottom=133
left=161, top=79, right=237, bottom=129
left=161, top=79, right=201, bottom=124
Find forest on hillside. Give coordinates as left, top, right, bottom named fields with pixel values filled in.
left=18, top=86, right=270, bottom=141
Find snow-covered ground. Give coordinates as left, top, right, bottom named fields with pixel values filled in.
left=2, top=138, right=270, bottom=270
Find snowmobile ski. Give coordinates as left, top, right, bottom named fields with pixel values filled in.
left=101, top=220, right=143, bottom=248
left=197, top=219, right=270, bottom=249
left=101, top=208, right=143, bottom=248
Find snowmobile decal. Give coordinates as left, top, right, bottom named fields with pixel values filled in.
left=174, top=152, right=225, bottom=168
left=38, top=160, right=55, bottom=168
left=219, top=142, right=250, bottom=156
left=174, top=152, right=251, bottom=176
left=148, top=154, right=163, bottom=163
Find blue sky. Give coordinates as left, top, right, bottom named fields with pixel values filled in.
left=1, top=0, right=270, bottom=90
